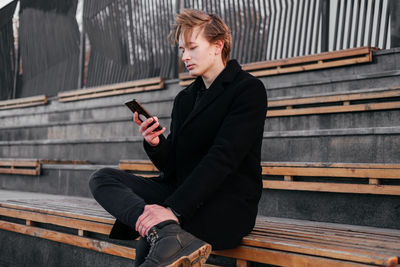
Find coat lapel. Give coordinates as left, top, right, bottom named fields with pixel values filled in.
left=179, top=60, right=242, bottom=132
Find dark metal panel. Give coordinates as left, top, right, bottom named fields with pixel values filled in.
left=0, top=0, right=17, bottom=100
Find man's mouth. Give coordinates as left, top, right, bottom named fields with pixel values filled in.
left=186, top=64, right=194, bottom=70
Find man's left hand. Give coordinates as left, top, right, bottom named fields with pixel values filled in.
left=135, top=204, right=179, bottom=237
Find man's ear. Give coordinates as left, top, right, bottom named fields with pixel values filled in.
left=215, top=40, right=224, bottom=55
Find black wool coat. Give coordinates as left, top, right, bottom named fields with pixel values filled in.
left=111, top=60, right=267, bottom=250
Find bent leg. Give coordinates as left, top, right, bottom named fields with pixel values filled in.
left=89, top=167, right=174, bottom=229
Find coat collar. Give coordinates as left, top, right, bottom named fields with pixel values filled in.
left=179, top=60, right=242, bottom=132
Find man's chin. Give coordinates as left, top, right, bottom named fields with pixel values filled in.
left=188, top=70, right=200, bottom=77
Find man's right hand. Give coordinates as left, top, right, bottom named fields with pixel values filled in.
left=133, top=112, right=166, bottom=146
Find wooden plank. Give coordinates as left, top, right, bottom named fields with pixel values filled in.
left=0, top=95, right=48, bottom=110
left=257, top=216, right=400, bottom=238
left=0, top=206, right=112, bottom=235
left=268, top=87, right=400, bottom=107
left=236, top=259, right=250, bottom=267
left=0, top=168, right=39, bottom=175
left=267, top=101, right=400, bottom=117
left=39, top=159, right=91, bottom=165
left=242, top=47, right=373, bottom=71
left=58, top=83, right=164, bottom=102
left=120, top=160, right=400, bottom=170
left=249, top=54, right=372, bottom=77
left=0, top=201, right=115, bottom=225
left=0, top=160, right=39, bottom=167
left=213, top=245, right=374, bottom=267
left=262, top=166, right=400, bottom=179
left=58, top=77, right=162, bottom=97
left=179, top=47, right=374, bottom=85
left=0, top=159, right=40, bottom=175
left=179, top=79, right=194, bottom=87
left=263, top=181, right=400, bottom=195
left=236, top=235, right=397, bottom=266
left=119, top=160, right=159, bottom=172
left=253, top=222, right=400, bottom=244
left=0, top=220, right=135, bottom=260
left=261, top=162, right=400, bottom=169
left=250, top=222, right=400, bottom=251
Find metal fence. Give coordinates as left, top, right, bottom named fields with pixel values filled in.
left=83, top=0, right=177, bottom=87
left=330, top=0, right=391, bottom=51
left=0, top=1, right=17, bottom=100
left=0, top=0, right=396, bottom=100
left=16, top=0, right=80, bottom=98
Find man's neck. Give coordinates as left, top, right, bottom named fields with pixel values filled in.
left=201, top=60, right=226, bottom=89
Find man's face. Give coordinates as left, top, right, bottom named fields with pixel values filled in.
left=178, top=26, right=219, bottom=77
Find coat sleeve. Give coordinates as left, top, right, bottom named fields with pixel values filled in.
left=143, top=96, right=178, bottom=176
left=163, top=78, right=267, bottom=219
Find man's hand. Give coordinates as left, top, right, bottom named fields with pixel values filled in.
left=135, top=204, right=179, bottom=237
left=133, top=112, right=166, bottom=146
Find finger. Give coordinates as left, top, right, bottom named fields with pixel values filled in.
left=147, top=127, right=166, bottom=138
left=139, top=117, right=155, bottom=134
left=139, top=117, right=153, bottom=134
left=133, top=112, right=142, bottom=125
left=143, top=121, right=161, bottom=136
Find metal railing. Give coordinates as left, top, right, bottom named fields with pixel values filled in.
left=0, top=0, right=395, bottom=99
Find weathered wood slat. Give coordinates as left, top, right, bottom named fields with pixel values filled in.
left=118, top=160, right=400, bottom=195
left=263, top=181, right=400, bottom=195
left=213, top=245, right=375, bottom=267
left=58, top=77, right=164, bottom=102
left=268, top=87, right=400, bottom=107
left=179, top=47, right=374, bottom=86
left=0, top=192, right=399, bottom=267
left=261, top=162, right=400, bottom=169
left=0, top=220, right=135, bottom=260
left=0, top=200, right=114, bottom=224
left=0, top=159, right=40, bottom=175
left=262, top=166, right=400, bottom=179
left=249, top=54, right=372, bottom=77
left=243, top=47, right=374, bottom=71
left=267, top=101, right=400, bottom=117
left=0, top=206, right=112, bottom=235
left=0, top=95, right=48, bottom=110
left=119, top=160, right=159, bottom=172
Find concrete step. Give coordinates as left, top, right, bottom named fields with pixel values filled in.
left=1, top=127, right=399, bottom=164
left=262, top=126, right=400, bottom=163
left=262, top=48, right=400, bottom=98
left=0, top=118, right=172, bottom=141
left=0, top=164, right=113, bottom=198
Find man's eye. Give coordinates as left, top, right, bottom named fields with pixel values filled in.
left=189, top=46, right=197, bottom=50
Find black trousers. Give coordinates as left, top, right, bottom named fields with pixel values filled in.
left=88, top=167, right=176, bottom=264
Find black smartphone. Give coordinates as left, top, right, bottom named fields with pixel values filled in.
left=125, top=99, right=163, bottom=131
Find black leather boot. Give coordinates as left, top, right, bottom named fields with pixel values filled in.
left=139, top=220, right=211, bottom=267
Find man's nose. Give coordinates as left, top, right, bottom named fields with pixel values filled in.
left=182, top=50, right=190, bottom=61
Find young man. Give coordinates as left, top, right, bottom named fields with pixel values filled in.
left=89, top=9, right=267, bottom=267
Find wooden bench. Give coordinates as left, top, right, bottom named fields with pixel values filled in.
left=58, top=77, right=164, bottom=102
left=179, top=47, right=376, bottom=86
left=119, top=160, right=400, bottom=196
left=0, top=95, right=48, bottom=110
left=0, top=158, right=91, bottom=176
left=0, top=190, right=399, bottom=267
left=267, top=87, right=400, bottom=117
left=0, top=159, right=41, bottom=175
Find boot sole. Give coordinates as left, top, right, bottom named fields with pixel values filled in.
left=167, top=243, right=212, bottom=267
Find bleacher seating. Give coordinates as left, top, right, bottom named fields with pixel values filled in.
left=0, top=95, right=48, bottom=110
left=179, top=47, right=375, bottom=86
left=0, top=158, right=399, bottom=266
left=58, top=77, right=164, bottom=102
left=1, top=47, right=399, bottom=266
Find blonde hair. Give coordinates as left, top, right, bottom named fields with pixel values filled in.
left=169, top=9, right=232, bottom=65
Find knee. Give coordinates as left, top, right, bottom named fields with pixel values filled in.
left=89, top=167, right=116, bottom=195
